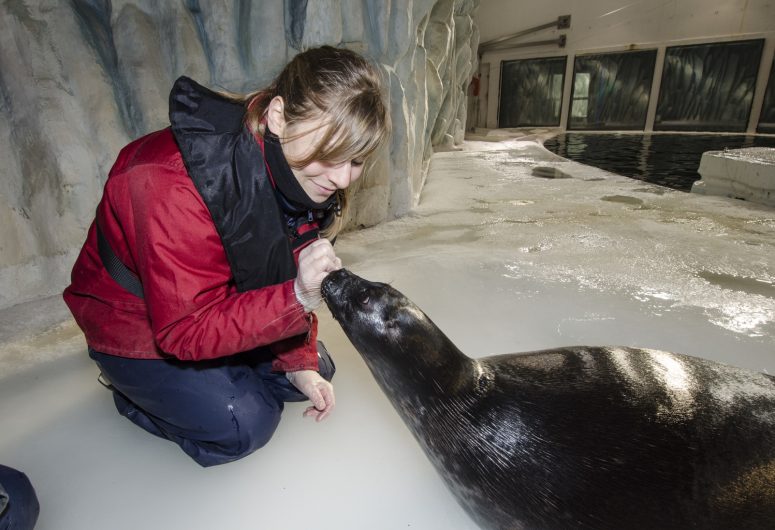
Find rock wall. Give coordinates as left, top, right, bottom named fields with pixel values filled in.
left=0, top=0, right=479, bottom=309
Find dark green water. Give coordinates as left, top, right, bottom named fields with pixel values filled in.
left=543, top=133, right=775, bottom=191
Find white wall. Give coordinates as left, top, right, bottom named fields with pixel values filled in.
left=474, top=0, right=775, bottom=131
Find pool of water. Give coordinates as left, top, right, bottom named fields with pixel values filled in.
left=543, top=133, right=775, bottom=191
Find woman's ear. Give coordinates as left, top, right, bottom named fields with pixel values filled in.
left=266, top=96, right=286, bottom=136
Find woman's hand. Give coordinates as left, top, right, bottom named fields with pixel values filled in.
left=285, top=369, right=336, bottom=421
left=294, top=238, right=342, bottom=312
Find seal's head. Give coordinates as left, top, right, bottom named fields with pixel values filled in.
left=321, top=269, right=469, bottom=390
left=321, top=269, right=424, bottom=347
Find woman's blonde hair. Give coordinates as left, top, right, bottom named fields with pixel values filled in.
left=239, top=46, right=390, bottom=237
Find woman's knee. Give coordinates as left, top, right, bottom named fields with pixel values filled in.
left=192, top=394, right=283, bottom=466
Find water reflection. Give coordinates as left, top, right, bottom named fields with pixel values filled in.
left=543, top=133, right=775, bottom=191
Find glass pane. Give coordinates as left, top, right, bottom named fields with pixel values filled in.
left=551, top=74, right=563, bottom=116
left=574, top=72, right=590, bottom=96
left=571, top=99, right=588, bottom=119
left=498, top=56, right=567, bottom=127
left=655, top=39, right=764, bottom=132
left=758, top=58, right=775, bottom=133
left=568, top=50, right=657, bottom=130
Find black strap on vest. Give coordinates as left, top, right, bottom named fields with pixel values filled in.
left=96, top=221, right=145, bottom=299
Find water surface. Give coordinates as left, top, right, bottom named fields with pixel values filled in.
left=543, top=133, right=775, bottom=191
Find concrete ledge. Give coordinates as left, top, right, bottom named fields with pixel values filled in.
left=692, top=147, right=775, bottom=207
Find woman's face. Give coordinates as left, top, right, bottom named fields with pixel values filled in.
left=279, top=115, right=364, bottom=203
left=266, top=96, right=363, bottom=202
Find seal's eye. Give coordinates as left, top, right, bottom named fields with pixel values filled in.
left=359, top=292, right=370, bottom=306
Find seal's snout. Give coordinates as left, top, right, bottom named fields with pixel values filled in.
left=322, top=268, right=394, bottom=325
left=321, top=268, right=355, bottom=309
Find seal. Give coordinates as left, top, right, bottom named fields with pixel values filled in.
left=321, top=268, right=775, bottom=530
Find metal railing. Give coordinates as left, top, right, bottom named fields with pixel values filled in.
left=479, top=15, right=570, bottom=53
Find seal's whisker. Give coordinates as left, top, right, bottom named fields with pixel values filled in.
left=276, top=311, right=313, bottom=337
left=296, top=286, right=325, bottom=306
left=262, top=306, right=308, bottom=327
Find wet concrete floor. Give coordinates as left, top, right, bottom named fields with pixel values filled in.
left=1, top=137, right=774, bottom=529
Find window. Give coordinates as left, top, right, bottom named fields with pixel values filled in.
left=571, top=73, right=590, bottom=119
left=655, top=40, right=764, bottom=132
left=498, top=56, right=567, bottom=127
left=758, top=57, right=775, bottom=133
left=568, top=50, right=657, bottom=130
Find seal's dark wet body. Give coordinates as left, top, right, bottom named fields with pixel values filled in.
left=322, top=268, right=775, bottom=530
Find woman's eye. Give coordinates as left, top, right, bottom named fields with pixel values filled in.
left=351, top=159, right=364, bottom=167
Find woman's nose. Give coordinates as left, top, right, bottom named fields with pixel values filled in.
left=328, top=162, right=353, bottom=189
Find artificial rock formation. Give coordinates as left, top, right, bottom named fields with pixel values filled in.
left=0, top=0, right=479, bottom=309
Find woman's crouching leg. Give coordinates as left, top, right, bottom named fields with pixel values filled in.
left=171, top=382, right=284, bottom=467
left=89, top=348, right=284, bottom=467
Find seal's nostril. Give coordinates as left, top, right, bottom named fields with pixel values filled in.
left=359, top=291, right=370, bottom=306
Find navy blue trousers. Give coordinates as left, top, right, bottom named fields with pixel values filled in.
left=89, top=344, right=332, bottom=467
left=0, top=465, right=39, bottom=530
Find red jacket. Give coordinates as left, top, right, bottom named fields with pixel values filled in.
left=64, top=82, right=322, bottom=372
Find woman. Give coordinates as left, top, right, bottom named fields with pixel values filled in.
left=63, top=46, right=390, bottom=467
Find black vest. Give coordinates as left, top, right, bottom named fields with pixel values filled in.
left=169, top=76, right=302, bottom=292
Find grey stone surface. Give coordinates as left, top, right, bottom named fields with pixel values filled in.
left=341, top=0, right=365, bottom=43
left=0, top=0, right=479, bottom=309
left=242, top=1, right=290, bottom=87
left=301, top=0, right=343, bottom=50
